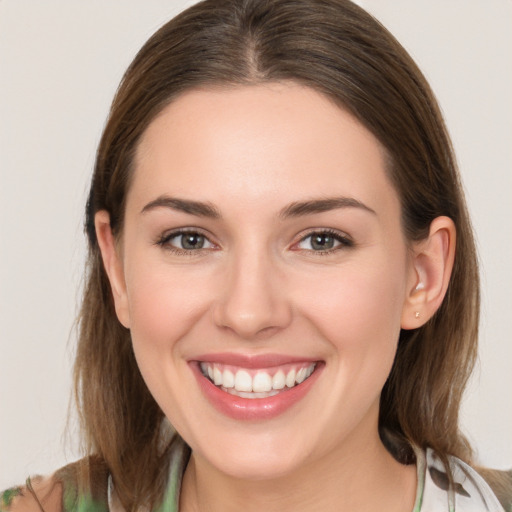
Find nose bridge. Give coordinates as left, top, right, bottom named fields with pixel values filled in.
left=213, top=240, right=292, bottom=338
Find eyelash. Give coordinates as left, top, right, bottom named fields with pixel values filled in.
left=293, top=229, right=354, bottom=256
left=155, top=228, right=353, bottom=256
left=155, top=229, right=216, bottom=256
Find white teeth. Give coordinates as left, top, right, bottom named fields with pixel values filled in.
left=213, top=366, right=223, bottom=385
left=285, top=368, right=296, bottom=388
left=296, top=367, right=307, bottom=384
left=222, top=369, right=235, bottom=388
left=234, top=370, right=252, bottom=392
left=200, top=362, right=317, bottom=394
left=272, top=370, right=286, bottom=390
left=252, top=372, right=273, bottom=392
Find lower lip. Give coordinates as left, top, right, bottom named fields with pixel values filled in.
left=191, top=362, right=323, bottom=421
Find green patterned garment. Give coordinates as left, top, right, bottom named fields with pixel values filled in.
left=1, top=439, right=510, bottom=511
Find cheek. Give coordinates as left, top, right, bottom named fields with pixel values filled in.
left=122, top=259, right=217, bottom=429
left=294, top=257, right=407, bottom=359
left=124, top=260, right=214, bottom=354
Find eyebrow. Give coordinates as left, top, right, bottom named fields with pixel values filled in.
left=140, top=195, right=376, bottom=219
left=141, top=196, right=221, bottom=218
left=279, top=197, right=376, bottom=218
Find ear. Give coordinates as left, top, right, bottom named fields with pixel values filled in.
left=95, top=210, right=131, bottom=328
left=401, top=216, right=456, bottom=330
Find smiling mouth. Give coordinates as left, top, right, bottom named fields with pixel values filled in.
left=199, top=362, right=317, bottom=399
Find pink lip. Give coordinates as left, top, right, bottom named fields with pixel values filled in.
left=190, top=356, right=323, bottom=421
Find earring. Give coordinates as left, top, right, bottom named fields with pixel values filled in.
left=414, top=311, right=420, bottom=319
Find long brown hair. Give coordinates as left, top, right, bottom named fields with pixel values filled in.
left=75, top=0, right=480, bottom=509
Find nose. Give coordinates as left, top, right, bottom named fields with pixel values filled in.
left=212, top=248, right=293, bottom=339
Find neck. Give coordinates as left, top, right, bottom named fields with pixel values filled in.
left=179, top=420, right=417, bottom=512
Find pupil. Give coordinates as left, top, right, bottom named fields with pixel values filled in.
left=182, top=234, right=204, bottom=250
left=312, top=234, right=334, bottom=250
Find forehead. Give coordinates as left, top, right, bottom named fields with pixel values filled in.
left=131, top=83, right=399, bottom=219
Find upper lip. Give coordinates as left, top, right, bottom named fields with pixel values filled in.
left=191, top=352, right=320, bottom=369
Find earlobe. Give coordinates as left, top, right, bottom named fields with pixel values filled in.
left=401, top=216, right=456, bottom=330
left=94, top=210, right=131, bottom=328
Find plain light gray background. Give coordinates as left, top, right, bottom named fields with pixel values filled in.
left=1, top=1, right=511, bottom=490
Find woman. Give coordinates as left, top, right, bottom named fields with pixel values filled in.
left=2, top=0, right=510, bottom=511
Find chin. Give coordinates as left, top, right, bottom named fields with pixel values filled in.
left=200, top=439, right=312, bottom=481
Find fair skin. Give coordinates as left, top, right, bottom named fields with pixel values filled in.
left=96, top=83, right=455, bottom=512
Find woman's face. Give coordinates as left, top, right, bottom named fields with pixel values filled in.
left=107, top=83, right=418, bottom=479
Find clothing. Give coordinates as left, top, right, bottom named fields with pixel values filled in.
left=1, top=438, right=509, bottom=512
left=414, top=447, right=507, bottom=511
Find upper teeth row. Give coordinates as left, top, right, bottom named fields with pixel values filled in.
left=200, top=363, right=316, bottom=393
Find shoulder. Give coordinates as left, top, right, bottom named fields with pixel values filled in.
left=1, top=457, right=109, bottom=512
left=420, top=448, right=511, bottom=511
left=0, top=476, right=62, bottom=512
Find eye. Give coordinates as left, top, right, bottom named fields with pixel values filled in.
left=295, top=230, right=352, bottom=253
left=156, top=230, right=216, bottom=252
